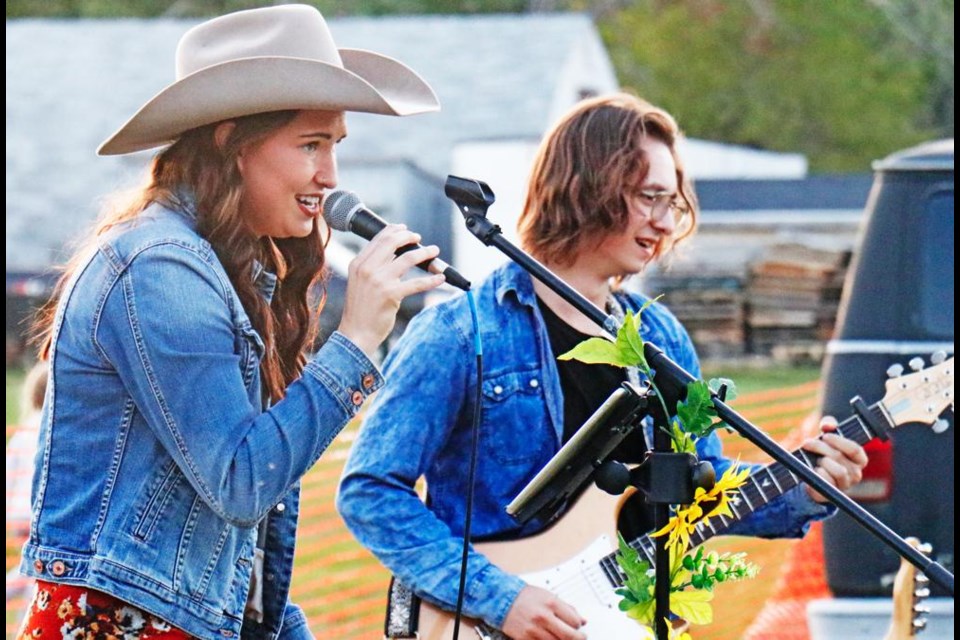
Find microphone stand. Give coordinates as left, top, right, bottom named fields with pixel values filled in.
left=444, top=175, right=954, bottom=639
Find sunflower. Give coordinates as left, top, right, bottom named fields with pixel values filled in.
left=652, top=461, right=750, bottom=553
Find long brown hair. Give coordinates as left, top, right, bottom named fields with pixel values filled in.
left=34, top=110, right=327, bottom=403
left=518, top=93, right=698, bottom=266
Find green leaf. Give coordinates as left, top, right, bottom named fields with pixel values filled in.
left=708, top=377, right=738, bottom=402
left=625, top=599, right=656, bottom=624
left=676, top=380, right=717, bottom=437
left=615, top=311, right=647, bottom=370
left=559, top=337, right=635, bottom=368
left=669, top=590, right=714, bottom=625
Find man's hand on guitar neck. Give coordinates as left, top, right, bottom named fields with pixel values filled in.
left=502, top=585, right=587, bottom=640
left=801, top=416, right=869, bottom=503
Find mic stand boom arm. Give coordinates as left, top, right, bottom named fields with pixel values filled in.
left=445, top=175, right=953, bottom=640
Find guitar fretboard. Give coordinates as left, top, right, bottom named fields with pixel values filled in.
left=598, top=401, right=890, bottom=588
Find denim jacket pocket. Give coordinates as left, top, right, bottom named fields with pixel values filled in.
left=132, top=458, right=183, bottom=543
left=481, top=369, right=547, bottom=465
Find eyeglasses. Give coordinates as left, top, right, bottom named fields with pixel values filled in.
left=630, top=189, right=690, bottom=226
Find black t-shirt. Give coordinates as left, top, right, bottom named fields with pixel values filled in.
left=536, top=296, right=647, bottom=462
left=536, top=297, right=653, bottom=538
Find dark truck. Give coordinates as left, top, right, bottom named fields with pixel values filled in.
left=808, top=139, right=954, bottom=637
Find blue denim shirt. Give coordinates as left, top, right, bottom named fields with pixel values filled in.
left=21, top=201, right=383, bottom=640
left=338, top=261, right=831, bottom=629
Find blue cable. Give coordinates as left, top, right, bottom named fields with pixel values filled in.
left=452, top=289, right=482, bottom=639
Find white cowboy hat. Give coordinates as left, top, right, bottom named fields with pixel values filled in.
left=98, top=4, right=439, bottom=155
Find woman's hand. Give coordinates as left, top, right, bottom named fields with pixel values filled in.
left=802, top=415, right=869, bottom=503
left=337, top=224, right=445, bottom=356
left=502, top=586, right=587, bottom=640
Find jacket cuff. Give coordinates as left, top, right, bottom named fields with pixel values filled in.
left=303, top=331, right=384, bottom=416
left=468, top=565, right=527, bottom=629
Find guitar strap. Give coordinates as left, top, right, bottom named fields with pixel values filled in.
left=384, top=576, right=421, bottom=638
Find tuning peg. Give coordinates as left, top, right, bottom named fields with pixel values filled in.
left=912, top=618, right=928, bottom=633
left=915, top=573, right=930, bottom=586
left=887, top=363, right=905, bottom=378
left=909, top=357, right=925, bottom=371
left=914, top=586, right=931, bottom=599
left=930, top=350, right=948, bottom=364
left=917, top=542, right=933, bottom=554
left=931, top=418, right=950, bottom=434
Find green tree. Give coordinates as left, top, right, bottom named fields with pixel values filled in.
left=597, top=0, right=940, bottom=171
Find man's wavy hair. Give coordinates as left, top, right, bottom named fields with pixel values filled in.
left=518, top=93, right=698, bottom=266
left=35, top=110, right=327, bottom=404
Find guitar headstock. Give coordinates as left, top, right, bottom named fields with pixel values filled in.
left=884, top=537, right=932, bottom=640
left=882, top=352, right=953, bottom=431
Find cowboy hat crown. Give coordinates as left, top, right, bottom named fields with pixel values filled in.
left=98, top=4, right=439, bottom=155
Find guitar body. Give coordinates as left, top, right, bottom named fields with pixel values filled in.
left=397, top=356, right=953, bottom=640
left=417, top=487, right=638, bottom=640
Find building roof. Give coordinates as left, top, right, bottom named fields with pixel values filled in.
left=696, top=174, right=874, bottom=212
left=6, top=13, right=609, bottom=271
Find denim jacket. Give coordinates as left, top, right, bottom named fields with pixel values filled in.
left=337, top=261, right=831, bottom=629
left=21, top=201, right=383, bottom=640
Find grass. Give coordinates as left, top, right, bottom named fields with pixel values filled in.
left=6, top=367, right=26, bottom=428
left=702, top=362, right=821, bottom=394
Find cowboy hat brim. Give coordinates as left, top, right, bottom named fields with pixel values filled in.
left=97, top=50, right=439, bottom=156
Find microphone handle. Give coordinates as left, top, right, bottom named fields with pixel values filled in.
left=348, top=213, right=471, bottom=291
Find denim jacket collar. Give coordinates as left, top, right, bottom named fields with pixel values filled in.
left=166, top=188, right=278, bottom=304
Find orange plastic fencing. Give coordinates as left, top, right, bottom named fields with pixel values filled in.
left=6, top=381, right=823, bottom=639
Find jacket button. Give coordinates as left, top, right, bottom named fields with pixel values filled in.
left=361, top=373, right=376, bottom=390
left=493, top=385, right=503, bottom=395
left=529, top=378, right=539, bottom=388
left=275, top=502, right=285, bottom=513
left=51, top=560, right=66, bottom=576
left=351, top=390, right=364, bottom=406
left=33, top=560, right=44, bottom=573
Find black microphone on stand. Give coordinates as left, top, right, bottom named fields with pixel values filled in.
left=322, top=190, right=471, bottom=291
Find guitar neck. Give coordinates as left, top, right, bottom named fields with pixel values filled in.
left=598, top=400, right=892, bottom=584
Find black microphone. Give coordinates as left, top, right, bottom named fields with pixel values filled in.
left=323, top=190, right=471, bottom=291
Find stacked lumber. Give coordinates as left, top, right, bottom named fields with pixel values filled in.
left=745, top=243, right=850, bottom=356
left=642, top=271, right=746, bottom=358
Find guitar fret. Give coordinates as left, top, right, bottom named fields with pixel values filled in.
left=739, top=489, right=755, bottom=511
left=728, top=499, right=742, bottom=519
left=752, top=476, right=769, bottom=503
left=765, top=467, right=784, bottom=493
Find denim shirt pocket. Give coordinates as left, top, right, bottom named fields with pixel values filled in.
left=481, top=369, right=547, bottom=465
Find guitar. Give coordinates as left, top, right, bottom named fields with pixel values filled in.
left=399, top=356, right=954, bottom=640
left=883, top=537, right=932, bottom=640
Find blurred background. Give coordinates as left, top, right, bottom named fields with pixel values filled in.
left=6, top=1, right=954, bottom=638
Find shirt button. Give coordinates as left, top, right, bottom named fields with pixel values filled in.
left=361, top=373, right=376, bottom=390
left=529, top=379, right=539, bottom=388
left=51, top=560, right=66, bottom=576
left=493, top=385, right=503, bottom=395
left=351, top=390, right=364, bottom=406
left=275, top=502, right=286, bottom=513
left=33, top=560, right=44, bottom=573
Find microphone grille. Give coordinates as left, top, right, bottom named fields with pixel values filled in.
left=322, top=190, right=363, bottom=232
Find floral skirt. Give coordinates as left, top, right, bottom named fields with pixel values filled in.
left=17, top=580, right=194, bottom=640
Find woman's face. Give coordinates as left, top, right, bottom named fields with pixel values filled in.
left=236, top=109, right=347, bottom=239
left=588, top=136, right=680, bottom=278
